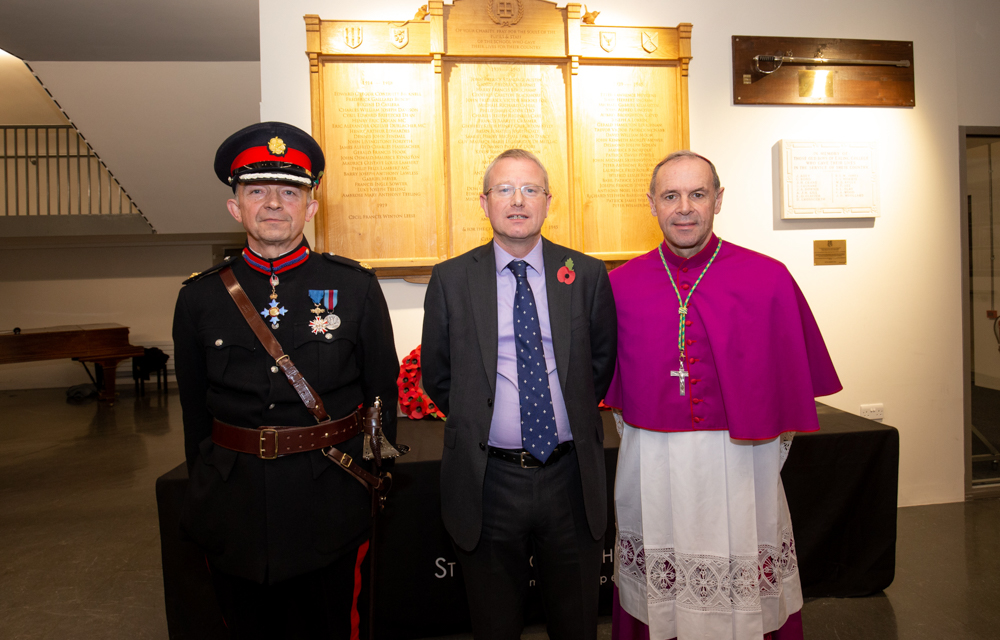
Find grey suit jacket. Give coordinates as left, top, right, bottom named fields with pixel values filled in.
left=421, top=237, right=617, bottom=551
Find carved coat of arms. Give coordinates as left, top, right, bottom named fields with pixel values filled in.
left=642, top=31, right=658, bottom=53
left=344, top=26, right=363, bottom=49
left=391, top=27, right=409, bottom=49
left=487, top=0, right=524, bottom=27
left=600, top=31, right=616, bottom=53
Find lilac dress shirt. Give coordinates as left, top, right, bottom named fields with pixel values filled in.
left=488, top=240, right=572, bottom=449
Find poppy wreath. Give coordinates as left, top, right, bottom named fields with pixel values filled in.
left=397, top=345, right=446, bottom=420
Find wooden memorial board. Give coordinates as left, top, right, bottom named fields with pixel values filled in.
left=305, top=1, right=691, bottom=274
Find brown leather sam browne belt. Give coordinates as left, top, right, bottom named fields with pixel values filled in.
left=211, top=410, right=362, bottom=460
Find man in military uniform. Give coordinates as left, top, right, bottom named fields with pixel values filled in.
left=173, top=122, right=399, bottom=638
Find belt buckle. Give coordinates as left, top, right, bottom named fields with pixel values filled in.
left=259, top=428, right=279, bottom=459
left=520, top=451, right=541, bottom=469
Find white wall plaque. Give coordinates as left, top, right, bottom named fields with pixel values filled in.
left=779, top=140, right=879, bottom=219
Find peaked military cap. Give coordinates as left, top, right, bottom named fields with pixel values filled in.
left=214, top=121, right=325, bottom=190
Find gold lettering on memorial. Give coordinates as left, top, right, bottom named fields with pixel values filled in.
left=330, top=84, right=427, bottom=198
left=575, top=66, right=678, bottom=255
left=447, top=63, right=570, bottom=254
left=452, top=27, right=557, bottom=51
left=321, top=62, right=438, bottom=263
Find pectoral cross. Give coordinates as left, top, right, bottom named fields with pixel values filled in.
left=670, top=361, right=689, bottom=396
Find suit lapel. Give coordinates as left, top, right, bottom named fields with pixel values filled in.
left=543, top=238, right=571, bottom=392
left=469, top=243, right=499, bottom=395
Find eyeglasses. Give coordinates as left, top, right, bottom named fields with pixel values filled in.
left=484, top=184, right=548, bottom=199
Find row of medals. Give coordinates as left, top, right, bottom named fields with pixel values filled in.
left=262, top=273, right=341, bottom=333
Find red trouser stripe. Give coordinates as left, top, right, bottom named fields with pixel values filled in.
left=350, top=540, right=370, bottom=640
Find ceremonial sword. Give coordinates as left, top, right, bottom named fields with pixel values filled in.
left=753, top=54, right=911, bottom=75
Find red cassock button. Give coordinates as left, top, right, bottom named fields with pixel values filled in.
left=682, top=267, right=689, bottom=273
left=681, top=283, right=690, bottom=290
left=686, top=339, right=695, bottom=345
left=685, top=320, right=693, bottom=326
left=688, top=357, right=697, bottom=364
left=694, top=416, right=702, bottom=423
left=692, top=398, right=702, bottom=404
left=691, top=378, right=699, bottom=384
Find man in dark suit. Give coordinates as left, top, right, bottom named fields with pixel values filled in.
left=173, top=122, right=399, bottom=639
left=421, top=149, right=617, bottom=640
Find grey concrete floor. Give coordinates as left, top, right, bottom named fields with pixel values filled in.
left=1, top=386, right=1000, bottom=639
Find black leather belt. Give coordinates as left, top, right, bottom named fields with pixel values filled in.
left=488, top=441, right=574, bottom=468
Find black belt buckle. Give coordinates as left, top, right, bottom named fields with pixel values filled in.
left=519, top=450, right=542, bottom=469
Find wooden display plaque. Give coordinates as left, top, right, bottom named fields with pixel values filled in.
left=732, top=35, right=914, bottom=107
left=305, top=1, right=692, bottom=273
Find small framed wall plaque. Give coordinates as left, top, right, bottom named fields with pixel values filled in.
left=780, top=140, right=879, bottom=219
left=814, top=240, right=847, bottom=265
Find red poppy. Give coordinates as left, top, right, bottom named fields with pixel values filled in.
left=557, top=266, right=576, bottom=284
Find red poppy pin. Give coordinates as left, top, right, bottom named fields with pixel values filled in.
left=557, top=258, right=576, bottom=284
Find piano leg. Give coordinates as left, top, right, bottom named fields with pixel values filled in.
left=93, top=358, right=126, bottom=403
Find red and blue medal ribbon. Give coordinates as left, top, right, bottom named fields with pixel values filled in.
left=242, top=245, right=310, bottom=276
left=307, top=289, right=341, bottom=335
left=309, top=289, right=338, bottom=310
left=241, top=245, right=310, bottom=330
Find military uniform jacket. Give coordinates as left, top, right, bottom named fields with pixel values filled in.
left=172, top=241, right=398, bottom=584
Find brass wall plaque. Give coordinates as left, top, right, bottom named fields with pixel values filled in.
left=814, top=240, right=847, bottom=266
left=305, top=1, right=692, bottom=271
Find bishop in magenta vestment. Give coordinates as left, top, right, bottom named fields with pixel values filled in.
left=606, top=235, right=841, bottom=640
left=607, top=152, right=841, bottom=640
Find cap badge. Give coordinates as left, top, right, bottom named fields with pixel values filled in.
left=268, top=137, right=287, bottom=156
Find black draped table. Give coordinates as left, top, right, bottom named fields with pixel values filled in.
left=156, top=403, right=898, bottom=639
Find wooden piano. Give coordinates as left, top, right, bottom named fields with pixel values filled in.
left=0, top=323, right=145, bottom=402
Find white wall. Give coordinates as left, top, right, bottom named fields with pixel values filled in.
left=27, top=61, right=260, bottom=234
left=0, top=239, right=230, bottom=389
left=955, top=0, right=1000, bottom=126
left=0, top=49, right=66, bottom=124
left=253, top=0, right=995, bottom=507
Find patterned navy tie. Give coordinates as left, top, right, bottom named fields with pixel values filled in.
left=509, top=260, right=557, bottom=462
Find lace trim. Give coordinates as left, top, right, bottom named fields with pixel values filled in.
left=617, top=529, right=798, bottom=613
left=779, top=432, right=794, bottom=469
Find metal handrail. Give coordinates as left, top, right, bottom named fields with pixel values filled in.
left=1, top=125, right=151, bottom=226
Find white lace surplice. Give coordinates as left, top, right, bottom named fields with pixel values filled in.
left=614, top=419, right=800, bottom=640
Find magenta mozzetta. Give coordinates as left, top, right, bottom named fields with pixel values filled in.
left=605, top=234, right=842, bottom=440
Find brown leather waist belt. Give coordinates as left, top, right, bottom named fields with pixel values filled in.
left=211, top=410, right=361, bottom=460
left=488, top=440, right=574, bottom=469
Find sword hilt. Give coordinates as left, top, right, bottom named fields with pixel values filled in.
left=753, top=55, right=784, bottom=74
